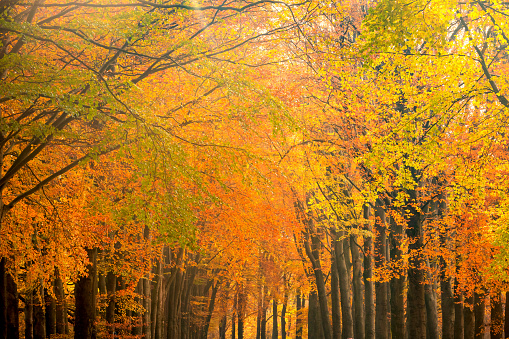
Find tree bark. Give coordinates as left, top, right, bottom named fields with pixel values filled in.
left=363, top=205, right=375, bottom=339
left=375, top=200, right=388, bottom=339
left=296, top=291, right=303, bottom=339
left=45, top=287, right=56, bottom=338
left=54, top=268, right=67, bottom=335
left=25, top=288, right=34, bottom=339
left=281, top=291, right=287, bottom=339
left=425, top=262, right=439, bottom=339
left=406, top=183, right=427, bottom=339
left=474, top=292, right=485, bottom=339
left=389, top=213, right=405, bottom=339
left=350, top=234, right=365, bottom=339
left=335, top=235, right=353, bottom=339
left=454, top=280, right=463, bottom=339
left=272, top=299, right=278, bottom=339
left=331, top=254, right=341, bottom=339
left=490, top=293, right=503, bottom=339
left=464, top=294, right=475, bottom=339
left=33, top=283, right=46, bottom=339
left=74, top=247, right=98, bottom=339
left=308, top=291, right=324, bottom=339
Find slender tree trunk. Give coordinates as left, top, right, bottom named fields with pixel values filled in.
left=464, top=294, right=475, bottom=339
left=389, top=214, right=405, bottom=339
left=281, top=292, right=287, bottom=339
left=335, top=234, right=354, bottom=339
left=4, top=263, right=18, bottom=339
left=74, top=247, right=98, bottom=339
left=363, top=205, right=375, bottom=339
left=261, top=285, right=268, bottom=339
left=406, top=183, right=427, bottom=339
left=425, top=262, right=439, bottom=339
left=474, top=292, right=485, bottom=339
left=505, top=291, right=509, bottom=339
left=45, top=288, right=56, bottom=338
left=272, top=299, right=278, bottom=339
left=232, top=292, right=236, bottom=339
left=33, top=283, right=46, bottom=339
left=25, top=288, right=34, bottom=339
left=331, top=253, right=341, bottom=339
left=375, top=200, right=388, bottom=339
left=304, top=229, right=332, bottom=339
left=308, top=291, right=324, bottom=339
left=238, top=287, right=245, bottom=339
left=350, top=234, right=365, bottom=339
left=454, top=280, right=463, bottom=339
left=143, top=276, right=151, bottom=339
left=296, top=291, right=303, bottom=339
left=54, top=268, right=67, bottom=335
left=491, top=293, right=503, bottom=339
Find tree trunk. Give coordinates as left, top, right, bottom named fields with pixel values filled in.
left=406, top=184, right=426, bottom=339
left=425, top=263, right=439, bottom=339
left=464, top=294, right=475, bottom=339
left=45, top=288, right=56, bottom=338
left=238, top=287, right=245, bottom=339
left=281, top=292, right=287, bottom=339
left=505, top=291, right=509, bottom=339
left=54, top=268, right=67, bottom=335
left=350, top=234, right=365, bottom=339
left=363, top=205, right=375, bottom=339
left=331, top=254, right=341, bottom=339
left=304, top=229, right=332, bottom=339
left=33, top=283, right=46, bottom=339
left=308, top=291, right=324, bottom=339
left=74, top=247, right=98, bottom=339
left=439, top=273, right=454, bottom=339
left=474, top=292, right=485, bottom=339
left=389, top=213, right=405, bottom=339
left=491, top=293, right=503, bottom=339
left=25, top=288, right=34, bottom=339
left=454, top=282, right=463, bottom=339
left=1, top=260, right=19, bottom=339
left=296, top=291, right=303, bottom=339
left=375, top=200, right=388, bottom=339
left=335, top=235, right=353, bottom=339
left=272, top=299, right=278, bottom=339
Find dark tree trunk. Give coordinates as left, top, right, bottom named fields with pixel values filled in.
left=1, top=261, right=19, bottom=339
left=238, top=288, right=245, bottom=339
left=406, top=184, right=426, bottom=339
left=440, top=273, right=455, bottom=339
left=54, top=268, right=67, bottom=335
left=74, top=247, right=98, bottom=339
left=202, top=281, right=219, bottom=339
left=261, top=285, right=268, bottom=339
left=375, top=200, right=388, bottom=339
left=151, top=260, right=162, bottom=339
left=389, top=214, right=405, bottom=339
left=464, top=295, right=475, bottom=339
left=335, top=235, right=353, bottom=339
left=363, top=205, right=375, bottom=339
left=143, top=277, right=151, bottom=339
left=350, top=234, right=365, bottom=339
left=132, top=280, right=143, bottom=336
left=308, top=291, right=324, bottom=339
left=331, top=254, right=341, bottom=339
left=454, top=281, right=463, bottom=339
left=231, top=292, right=236, bottom=339
left=491, top=293, right=503, bottom=339
left=425, top=263, right=439, bottom=339
left=33, top=284, right=46, bottom=339
left=25, top=289, right=34, bottom=339
left=45, top=288, right=56, bottom=338
left=304, top=228, right=332, bottom=339
left=474, top=292, right=485, bottom=339
left=272, top=299, right=278, bottom=339
left=505, top=291, right=509, bottom=339
left=105, top=270, right=116, bottom=336
left=281, top=292, right=287, bottom=339
left=296, top=292, right=303, bottom=339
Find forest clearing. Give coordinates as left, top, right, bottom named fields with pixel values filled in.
left=2, top=0, right=509, bottom=338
